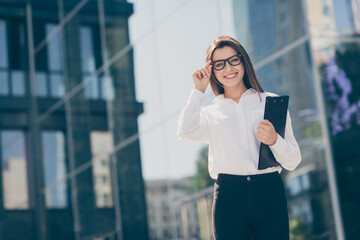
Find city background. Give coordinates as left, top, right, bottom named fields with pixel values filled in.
left=0, top=0, right=359, bottom=239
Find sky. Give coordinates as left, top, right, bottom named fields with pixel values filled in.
left=128, top=0, right=236, bottom=180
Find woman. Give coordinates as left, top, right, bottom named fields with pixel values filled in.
left=177, top=36, right=301, bottom=240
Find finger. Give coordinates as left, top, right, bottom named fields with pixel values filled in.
left=204, top=68, right=210, bottom=77
left=257, top=129, right=269, bottom=136
left=257, top=122, right=267, bottom=131
left=200, top=69, right=207, bottom=78
left=196, top=69, right=203, bottom=78
left=257, top=133, right=265, bottom=141
left=207, top=63, right=213, bottom=72
left=204, top=60, right=211, bottom=68
left=262, top=119, right=273, bottom=126
left=195, top=71, right=202, bottom=79
left=198, top=71, right=204, bottom=79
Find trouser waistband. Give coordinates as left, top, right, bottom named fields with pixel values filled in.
left=217, top=171, right=280, bottom=183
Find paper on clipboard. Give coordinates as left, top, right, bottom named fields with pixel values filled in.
left=258, top=95, right=289, bottom=170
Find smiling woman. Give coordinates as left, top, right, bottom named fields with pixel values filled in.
left=177, top=36, right=302, bottom=240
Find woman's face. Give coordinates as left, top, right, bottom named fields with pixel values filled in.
left=212, top=46, right=245, bottom=89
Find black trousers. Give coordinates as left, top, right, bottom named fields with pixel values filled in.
left=212, top=172, right=289, bottom=240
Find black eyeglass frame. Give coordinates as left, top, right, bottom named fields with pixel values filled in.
left=210, top=54, right=242, bottom=71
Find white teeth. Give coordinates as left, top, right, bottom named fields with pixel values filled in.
left=224, top=73, right=237, bottom=79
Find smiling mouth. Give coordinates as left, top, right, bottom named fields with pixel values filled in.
left=224, top=72, right=238, bottom=79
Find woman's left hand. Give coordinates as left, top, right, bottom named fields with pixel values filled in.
left=256, top=120, right=278, bottom=146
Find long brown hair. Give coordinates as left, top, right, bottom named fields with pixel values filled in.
left=206, top=36, right=264, bottom=96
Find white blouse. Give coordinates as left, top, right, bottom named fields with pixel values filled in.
left=177, top=88, right=302, bottom=179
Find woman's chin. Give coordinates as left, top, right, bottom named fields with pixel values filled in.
left=220, top=79, right=243, bottom=88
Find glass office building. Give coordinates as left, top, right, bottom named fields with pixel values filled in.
left=0, top=0, right=148, bottom=239
left=234, top=0, right=337, bottom=238
left=233, top=0, right=360, bottom=239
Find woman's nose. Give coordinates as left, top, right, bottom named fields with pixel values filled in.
left=223, top=60, right=232, bottom=71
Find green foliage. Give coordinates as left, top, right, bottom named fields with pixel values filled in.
left=189, top=146, right=214, bottom=193
left=289, top=218, right=313, bottom=240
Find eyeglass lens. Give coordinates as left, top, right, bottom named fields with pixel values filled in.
left=212, top=55, right=241, bottom=70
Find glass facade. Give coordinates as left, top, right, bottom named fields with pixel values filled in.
left=232, top=0, right=337, bottom=239
left=42, top=131, right=67, bottom=208
left=0, top=0, right=148, bottom=240
left=1, top=0, right=358, bottom=239
left=1, top=130, right=29, bottom=209
left=319, top=33, right=360, bottom=240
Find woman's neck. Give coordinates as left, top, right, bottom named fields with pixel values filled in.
left=223, top=83, right=248, bottom=103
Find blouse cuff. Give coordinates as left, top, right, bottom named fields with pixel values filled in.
left=269, top=133, right=287, bottom=154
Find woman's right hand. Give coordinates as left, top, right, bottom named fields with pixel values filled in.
left=192, top=60, right=212, bottom=93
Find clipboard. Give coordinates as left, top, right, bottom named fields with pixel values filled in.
left=258, top=95, right=289, bottom=170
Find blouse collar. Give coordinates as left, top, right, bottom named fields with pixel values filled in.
left=214, top=88, right=258, bottom=102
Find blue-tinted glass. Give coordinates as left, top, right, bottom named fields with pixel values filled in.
left=101, top=75, right=114, bottom=100
left=35, top=72, right=47, bottom=97
left=84, top=75, right=99, bottom=99
left=0, top=20, right=8, bottom=68
left=286, top=177, right=301, bottom=195
left=80, top=26, right=96, bottom=72
left=46, top=24, right=63, bottom=71
left=1, top=130, right=29, bottom=209
left=11, top=71, right=25, bottom=96
left=0, top=71, right=9, bottom=95
left=80, top=26, right=99, bottom=99
left=302, top=173, right=311, bottom=190
left=50, top=73, right=65, bottom=97
left=42, top=131, right=67, bottom=208
left=322, top=0, right=329, bottom=16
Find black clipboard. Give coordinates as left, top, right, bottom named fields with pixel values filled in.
left=258, top=95, right=289, bottom=170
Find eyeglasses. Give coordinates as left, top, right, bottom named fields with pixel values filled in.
left=210, top=54, right=242, bottom=71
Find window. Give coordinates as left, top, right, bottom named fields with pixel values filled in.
left=0, top=20, right=26, bottom=97
left=34, top=23, right=66, bottom=98
left=35, top=72, right=47, bottom=97
left=0, top=20, right=9, bottom=95
left=80, top=26, right=114, bottom=100
left=322, top=0, right=329, bottom=16
left=1, top=130, right=29, bottom=209
left=0, top=20, right=8, bottom=69
left=42, top=131, right=68, bottom=208
left=286, top=173, right=312, bottom=196
left=286, top=177, right=301, bottom=195
left=80, top=26, right=99, bottom=99
left=45, top=24, right=65, bottom=97
left=90, top=131, right=113, bottom=207
left=11, top=70, right=25, bottom=96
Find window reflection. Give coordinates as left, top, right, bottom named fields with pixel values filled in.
left=0, top=72, right=9, bottom=95
left=46, top=24, right=63, bottom=71
left=42, top=131, right=67, bottom=208
left=0, top=20, right=8, bottom=68
left=11, top=70, right=25, bottom=96
left=101, top=75, right=115, bottom=100
left=1, top=130, right=29, bottom=209
left=35, top=72, right=47, bottom=97
left=46, top=23, right=65, bottom=98
left=80, top=26, right=99, bottom=99
left=90, top=131, right=113, bottom=207
left=0, top=20, right=9, bottom=96
left=50, top=74, right=65, bottom=97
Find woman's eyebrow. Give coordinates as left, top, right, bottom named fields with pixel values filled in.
left=213, top=55, right=238, bottom=61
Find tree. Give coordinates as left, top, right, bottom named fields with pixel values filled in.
left=289, top=218, right=313, bottom=240
left=189, top=146, right=214, bottom=193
